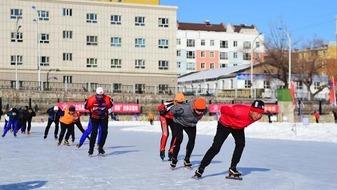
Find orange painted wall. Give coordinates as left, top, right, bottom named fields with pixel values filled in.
left=195, top=50, right=219, bottom=71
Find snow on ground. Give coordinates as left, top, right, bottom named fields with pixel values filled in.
left=0, top=120, right=337, bottom=190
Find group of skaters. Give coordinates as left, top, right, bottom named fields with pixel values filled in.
left=2, top=106, right=36, bottom=137
left=157, top=92, right=265, bottom=179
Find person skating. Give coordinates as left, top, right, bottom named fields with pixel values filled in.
left=18, top=106, right=29, bottom=134
left=57, top=105, right=78, bottom=146
left=44, top=106, right=61, bottom=139
left=76, top=119, right=102, bottom=149
left=84, top=87, right=113, bottom=156
left=158, top=92, right=185, bottom=161
left=169, top=97, right=208, bottom=169
left=70, top=111, right=86, bottom=143
left=26, top=106, right=36, bottom=135
left=2, top=108, right=20, bottom=137
left=193, top=100, right=265, bottom=180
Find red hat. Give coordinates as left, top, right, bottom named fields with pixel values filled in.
left=193, top=98, right=207, bottom=110
left=250, top=100, right=265, bottom=113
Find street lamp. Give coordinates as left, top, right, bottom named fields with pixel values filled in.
left=279, top=28, right=291, bottom=88
left=46, top=69, right=60, bottom=90
left=15, top=16, right=22, bottom=90
left=32, top=5, right=41, bottom=90
left=251, top=33, right=262, bottom=99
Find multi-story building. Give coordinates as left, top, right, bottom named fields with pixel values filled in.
left=0, top=0, right=177, bottom=93
left=176, top=21, right=265, bottom=76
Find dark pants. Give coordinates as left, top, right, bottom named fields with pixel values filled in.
left=172, top=122, right=196, bottom=161
left=71, top=120, right=86, bottom=142
left=58, top=122, right=74, bottom=143
left=89, top=117, right=108, bottom=153
left=27, top=119, right=32, bottom=132
left=44, top=119, right=59, bottom=138
left=199, top=122, right=245, bottom=170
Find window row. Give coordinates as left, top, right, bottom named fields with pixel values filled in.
left=179, top=50, right=257, bottom=61
left=179, top=38, right=260, bottom=49
left=10, top=8, right=169, bottom=27
left=11, top=32, right=169, bottom=48
left=10, top=55, right=169, bottom=70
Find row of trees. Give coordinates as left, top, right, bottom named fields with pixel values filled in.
left=259, top=19, right=337, bottom=100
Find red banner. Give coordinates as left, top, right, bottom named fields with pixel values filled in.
left=57, top=102, right=141, bottom=113
left=208, top=103, right=278, bottom=114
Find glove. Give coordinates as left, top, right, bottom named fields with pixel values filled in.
left=159, top=107, right=168, bottom=116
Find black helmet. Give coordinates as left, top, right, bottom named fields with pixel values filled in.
left=250, top=100, right=265, bottom=113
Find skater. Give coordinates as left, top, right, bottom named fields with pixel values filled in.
left=76, top=119, right=102, bottom=149
left=71, top=111, right=86, bottom=143
left=2, top=108, right=20, bottom=137
left=18, top=106, right=29, bottom=134
left=44, top=105, right=61, bottom=139
left=85, top=87, right=113, bottom=156
left=193, top=100, right=265, bottom=179
left=26, top=106, right=36, bottom=135
left=57, top=105, right=78, bottom=146
left=157, top=92, right=185, bottom=161
left=169, top=97, right=208, bottom=169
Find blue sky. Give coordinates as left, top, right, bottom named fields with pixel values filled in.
left=161, top=0, right=336, bottom=47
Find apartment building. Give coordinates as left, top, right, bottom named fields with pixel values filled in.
left=0, top=0, right=177, bottom=93
left=176, top=21, right=265, bottom=76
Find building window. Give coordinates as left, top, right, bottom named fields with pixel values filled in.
left=200, top=51, right=206, bottom=58
left=256, top=41, right=260, bottom=48
left=200, top=62, right=205, bottom=69
left=87, top=36, right=98, bottom=46
left=158, top=18, right=168, bottom=27
left=10, top=9, right=22, bottom=19
left=63, top=8, right=72, bottom=16
left=210, top=40, right=214, bottom=46
left=39, top=33, right=49, bottom=43
left=186, top=62, right=195, bottom=71
left=233, top=41, right=238, bottom=47
left=38, top=10, right=49, bottom=21
left=176, top=38, right=181, bottom=45
left=40, top=56, right=49, bottom=66
left=86, top=58, right=97, bottom=68
left=187, top=39, right=195, bottom=47
left=135, top=84, right=145, bottom=94
left=233, top=52, right=238, bottom=59
left=135, top=16, right=145, bottom=26
left=111, top=59, right=122, bottom=68
left=11, top=32, right=23, bottom=42
left=63, top=31, right=72, bottom=39
left=264, top=81, right=270, bottom=89
left=63, top=53, right=72, bottom=61
left=210, top=51, right=215, bottom=58
left=210, top=63, right=214, bottom=69
left=296, top=81, right=303, bottom=90
left=87, top=13, right=97, bottom=23
left=135, top=59, right=145, bottom=69
left=220, top=63, right=228, bottom=68
left=111, top=37, right=121, bottom=47
left=314, top=82, right=320, bottom=90
left=63, top=76, right=72, bottom=83
left=186, top=51, right=195, bottom=59
left=245, top=80, right=251, bottom=88
left=243, top=41, right=251, bottom=49
left=111, top=15, right=121, bottom=25
left=135, top=38, right=145, bottom=48
left=10, top=55, right=23, bottom=65
left=220, top=40, right=228, bottom=48
left=158, top=39, right=168, bottom=49
left=201, top=39, right=206, bottom=46
left=159, top=84, right=169, bottom=94
left=177, top=50, right=181, bottom=57
left=220, top=52, right=228, bottom=60
left=230, top=79, right=234, bottom=89
left=177, top=62, right=181, bottom=68
left=243, top=53, right=251, bottom=60
left=158, top=60, right=168, bottom=70
left=113, top=83, right=122, bottom=93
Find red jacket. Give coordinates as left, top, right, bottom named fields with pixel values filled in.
left=218, top=104, right=262, bottom=130
left=85, top=95, right=113, bottom=119
left=158, top=102, right=174, bottom=119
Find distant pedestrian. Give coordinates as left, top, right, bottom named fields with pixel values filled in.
left=26, top=107, right=36, bottom=135
left=148, top=112, right=154, bottom=125
left=314, top=111, right=319, bottom=123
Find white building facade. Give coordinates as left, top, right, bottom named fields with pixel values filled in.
left=0, top=0, right=177, bottom=93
